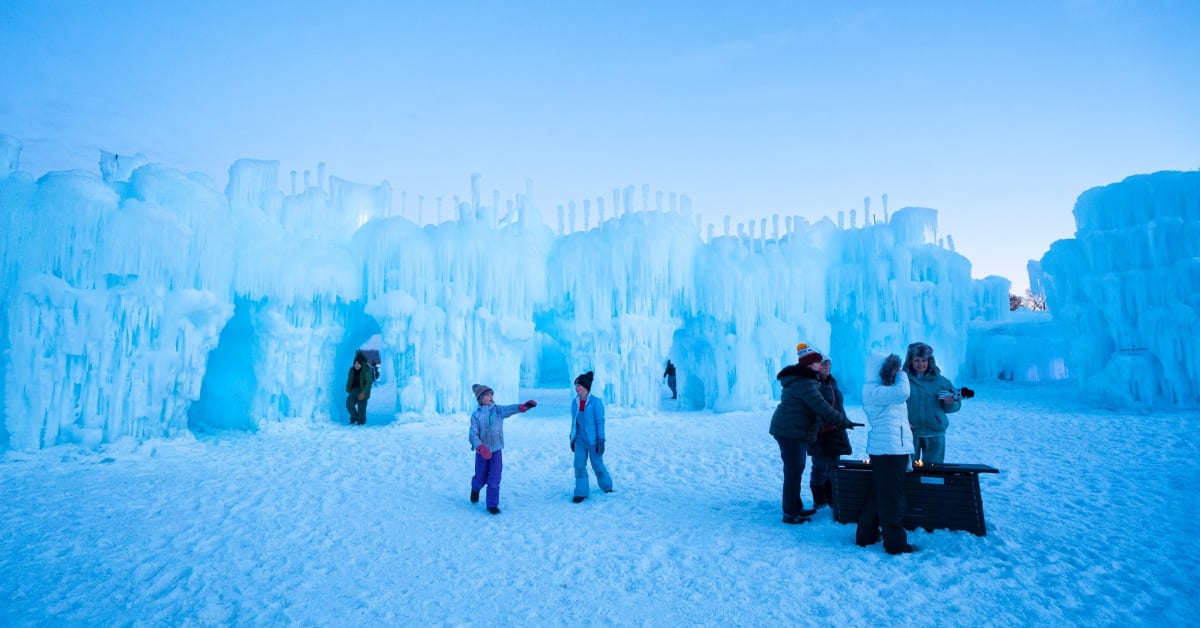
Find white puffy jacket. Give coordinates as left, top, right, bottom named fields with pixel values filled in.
left=862, top=353, right=913, bottom=456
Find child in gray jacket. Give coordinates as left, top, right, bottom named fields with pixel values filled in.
left=469, top=384, right=537, bottom=514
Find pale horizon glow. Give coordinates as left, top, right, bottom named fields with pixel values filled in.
left=2, top=0, right=1197, bottom=293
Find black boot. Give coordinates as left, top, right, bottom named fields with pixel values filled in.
left=470, top=490, right=479, bottom=503
left=487, top=507, right=501, bottom=515
left=810, top=485, right=827, bottom=509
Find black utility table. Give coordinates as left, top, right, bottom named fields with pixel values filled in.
left=831, top=460, right=1000, bottom=536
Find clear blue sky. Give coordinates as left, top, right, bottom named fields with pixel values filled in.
left=2, top=0, right=1197, bottom=292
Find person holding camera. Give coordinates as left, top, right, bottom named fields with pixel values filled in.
left=902, top=342, right=963, bottom=464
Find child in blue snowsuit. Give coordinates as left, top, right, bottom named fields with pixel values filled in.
left=469, top=384, right=537, bottom=514
left=569, top=371, right=613, bottom=502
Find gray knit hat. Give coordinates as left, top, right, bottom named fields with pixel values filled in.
left=472, top=384, right=493, bottom=401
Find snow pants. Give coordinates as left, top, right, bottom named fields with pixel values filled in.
left=573, top=441, right=612, bottom=498
left=856, top=454, right=910, bottom=554
left=472, top=449, right=504, bottom=508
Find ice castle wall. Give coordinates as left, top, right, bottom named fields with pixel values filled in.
left=0, top=133, right=1042, bottom=450
left=1036, top=171, right=1200, bottom=409
left=1, top=146, right=235, bottom=449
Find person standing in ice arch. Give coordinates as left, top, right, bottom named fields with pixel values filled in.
left=569, top=371, right=613, bottom=502
left=902, top=342, right=961, bottom=464
left=345, top=350, right=375, bottom=425
left=768, top=344, right=852, bottom=524
left=663, top=359, right=678, bottom=399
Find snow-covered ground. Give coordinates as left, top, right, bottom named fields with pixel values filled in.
left=2, top=381, right=1195, bottom=626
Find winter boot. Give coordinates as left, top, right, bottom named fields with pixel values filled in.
left=487, top=507, right=501, bottom=515
left=470, top=490, right=479, bottom=503
left=810, top=484, right=827, bottom=509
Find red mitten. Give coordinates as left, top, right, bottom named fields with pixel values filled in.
left=478, top=444, right=492, bottom=460
left=519, top=399, right=538, bottom=412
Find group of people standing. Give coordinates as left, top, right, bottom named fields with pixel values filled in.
left=769, top=341, right=965, bottom=555
left=344, top=341, right=963, bottom=542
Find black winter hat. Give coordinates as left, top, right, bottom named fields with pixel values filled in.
left=574, top=371, right=595, bottom=391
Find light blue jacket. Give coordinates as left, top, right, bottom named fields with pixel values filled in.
left=469, top=403, right=521, bottom=452
left=569, top=395, right=606, bottom=447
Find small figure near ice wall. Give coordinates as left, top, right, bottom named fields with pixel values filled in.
left=345, top=350, right=375, bottom=425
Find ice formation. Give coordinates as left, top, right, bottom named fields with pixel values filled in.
left=1034, top=171, right=1200, bottom=408
left=3, top=132, right=1194, bottom=450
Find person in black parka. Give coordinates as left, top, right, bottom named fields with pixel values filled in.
left=769, top=343, right=856, bottom=524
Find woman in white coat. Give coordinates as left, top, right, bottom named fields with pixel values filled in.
left=856, top=353, right=917, bottom=555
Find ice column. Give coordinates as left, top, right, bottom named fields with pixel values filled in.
left=1039, top=171, right=1200, bottom=408
left=3, top=163, right=234, bottom=449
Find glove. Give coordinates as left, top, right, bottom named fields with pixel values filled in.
left=570, top=440, right=575, bottom=453
left=358, top=393, right=366, bottom=401
left=596, top=439, right=605, bottom=455
left=518, top=399, right=538, bottom=412
left=478, top=444, right=492, bottom=460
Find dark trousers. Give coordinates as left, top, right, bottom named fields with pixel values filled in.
left=810, top=455, right=839, bottom=505
left=666, top=375, right=677, bottom=398
left=471, top=449, right=504, bottom=508
left=774, top=437, right=810, bottom=515
left=856, top=454, right=911, bottom=553
left=346, top=392, right=368, bottom=424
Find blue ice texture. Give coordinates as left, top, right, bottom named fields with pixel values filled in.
left=0, top=133, right=1195, bottom=450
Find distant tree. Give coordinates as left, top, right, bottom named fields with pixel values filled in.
left=1024, top=288, right=1047, bottom=311
left=1009, top=294, right=1024, bottom=311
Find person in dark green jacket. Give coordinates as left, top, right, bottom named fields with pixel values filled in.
left=345, top=350, right=375, bottom=425
left=902, top=342, right=961, bottom=463
left=769, top=344, right=854, bottom=524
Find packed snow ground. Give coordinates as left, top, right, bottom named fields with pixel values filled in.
left=2, top=381, right=1196, bottom=626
